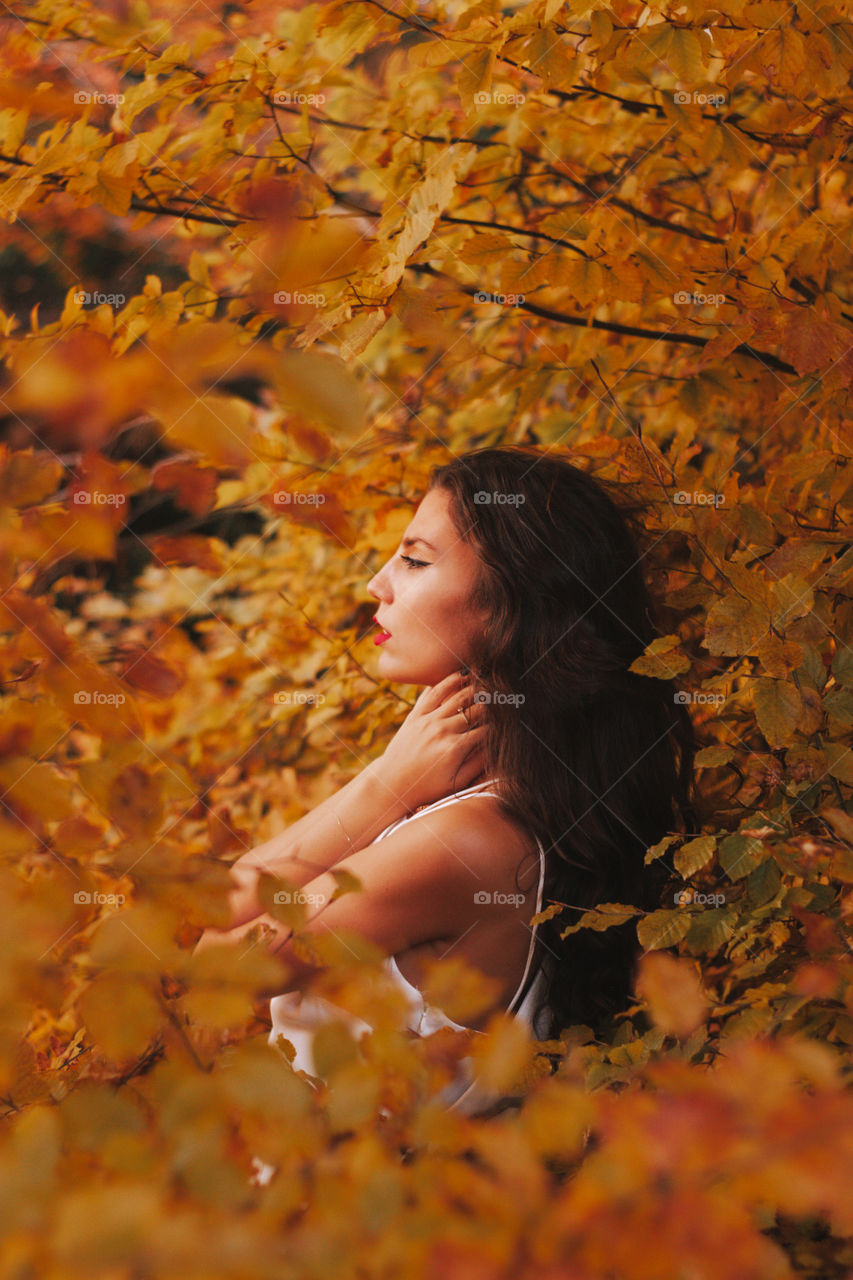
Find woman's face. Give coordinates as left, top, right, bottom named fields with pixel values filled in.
left=366, top=487, right=490, bottom=686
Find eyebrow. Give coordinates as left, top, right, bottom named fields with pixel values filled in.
left=401, top=535, right=437, bottom=552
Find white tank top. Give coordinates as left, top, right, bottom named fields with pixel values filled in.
left=267, top=777, right=550, bottom=1116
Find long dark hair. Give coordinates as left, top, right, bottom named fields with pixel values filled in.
left=427, top=445, right=698, bottom=1043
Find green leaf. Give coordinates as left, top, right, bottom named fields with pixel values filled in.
left=746, top=857, right=782, bottom=906
left=636, top=908, right=692, bottom=951
left=674, top=835, right=717, bottom=877
left=832, top=646, right=853, bottom=687
left=718, top=833, right=771, bottom=880
left=824, top=687, right=853, bottom=727
left=823, top=740, right=853, bottom=786
left=684, top=907, right=739, bottom=955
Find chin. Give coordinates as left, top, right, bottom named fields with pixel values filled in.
left=375, top=648, right=447, bottom=687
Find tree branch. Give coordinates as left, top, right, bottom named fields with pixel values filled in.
left=408, top=262, right=797, bottom=374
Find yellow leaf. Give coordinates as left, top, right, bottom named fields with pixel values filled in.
left=667, top=27, right=706, bottom=83
left=674, top=835, right=717, bottom=877
left=562, top=257, right=606, bottom=307
left=270, top=350, right=369, bottom=441
left=822, top=741, right=853, bottom=787
left=753, top=677, right=803, bottom=748
left=705, top=589, right=772, bottom=655
left=635, top=951, right=709, bottom=1038
left=629, top=634, right=691, bottom=679
left=0, top=447, right=62, bottom=507
left=78, top=973, right=163, bottom=1062
left=457, top=46, right=496, bottom=108
left=379, top=145, right=476, bottom=291
left=468, top=1014, right=534, bottom=1093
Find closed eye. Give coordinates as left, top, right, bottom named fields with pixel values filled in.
left=400, top=554, right=429, bottom=569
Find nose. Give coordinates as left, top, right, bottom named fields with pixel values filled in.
left=366, top=565, right=389, bottom=602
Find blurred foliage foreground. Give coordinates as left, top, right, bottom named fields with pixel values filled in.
left=1, top=0, right=853, bottom=1275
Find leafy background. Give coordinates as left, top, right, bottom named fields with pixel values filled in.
left=0, top=0, right=852, bottom=1274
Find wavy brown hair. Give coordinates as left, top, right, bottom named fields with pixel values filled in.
left=428, top=445, right=698, bottom=1043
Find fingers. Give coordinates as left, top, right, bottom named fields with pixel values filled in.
left=453, top=690, right=489, bottom=724
left=420, top=670, right=473, bottom=717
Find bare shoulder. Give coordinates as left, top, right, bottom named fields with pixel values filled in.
left=408, top=792, right=540, bottom=894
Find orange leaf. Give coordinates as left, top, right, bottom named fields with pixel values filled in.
left=146, top=534, right=224, bottom=572
left=635, top=951, right=709, bottom=1039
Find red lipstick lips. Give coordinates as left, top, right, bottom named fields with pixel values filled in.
left=373, top=615, right=392, bottom=645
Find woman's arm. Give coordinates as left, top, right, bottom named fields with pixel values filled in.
left=218, top=670, right=488, bottom=932
left=217, top=798, right=509, bottom=1004
left=224, top=761, right=409, bottom=928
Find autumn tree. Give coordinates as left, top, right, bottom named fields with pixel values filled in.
left=0, top=0, right=852, bottom=1275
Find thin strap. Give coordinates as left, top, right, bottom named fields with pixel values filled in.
left=378, top=780, right=547, bottom=1013
left=505, top=838, right=546, bottom=1013
left=393, top=781, right=547, bottom=1015
left=376, top=778, right=501, bottom=840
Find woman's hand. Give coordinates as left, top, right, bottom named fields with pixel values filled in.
left=367, top=669, right=488, bottom=813
left=192, top=913, right=278, bottom=957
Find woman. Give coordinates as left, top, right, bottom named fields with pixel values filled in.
left=197, top=445, right=697, bottom=1116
